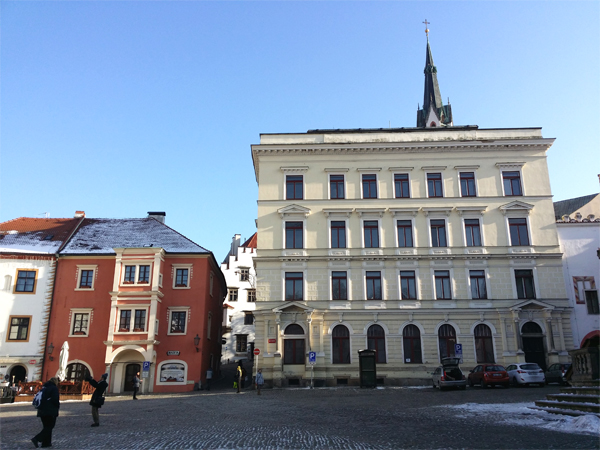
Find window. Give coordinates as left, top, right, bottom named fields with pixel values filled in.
left=366, top=271, right=382, bottom=300
left=124, top=266, right=136, bottom=284
left=362, top=174, right=377, bottom=199
left=465, top=219, right=482, bottom=247
left=138, top=265, right=150, bottom=283
left=332, top=271, right=348, bottom=300
left=363, top=221, right=379, bottom=248
left=430, top=220, right=447, bottom=247
left=285, top=221, right=303, bottom=249
left=586, top=290, right=599, bottom=315
left=427, top=173, right=443, bottom=197
left=331, top=221, right=346, bottom=248
left=66, top=363, right=90, bottom=382
left=247, top=289, right=256, bottom=302
left=175, top=268, right=189, bottom=288
left=438, top=324, right=456, bottom=361
left=509, top=218, right=530, bottom=246
left=170, top=311, right=187, bottom=333
left=244, top=313, right=254, bottom=325
left=394, top=174, right=410, bottom=198
left=134, top=310, right=146, bottom=331
left=332, top=325, right=350, bottom=364
left=403, top=324, right=422, bottom=364
left=330, top=175, right=345, bottom=199
left=7, top=316, right=31, bottom=341
left=72, top=313, right=89, bottom=335
left=460, top=172, right=476, bottom=197
left=474, top=324, right=494, bottom=363
left=515, top=270, right=536, bottom=299
left=239, top=268, right=250, bottom=282
left=367, top=324, right=386, bottom=363
left=236, top=334, right=248, bottom=353
left=470, top=270, right=487, bottom=299
left=228, top=288, right=238, bottom=302
left=503, top=171, right=522, bottom=196
left=286, top=175, right=303, bottom=200
left=397, top=220, right=413, bottom=248
left=400, top=271, right=417, bottom=300
left=118, top=310, right=131, bottom=332
left=79, top=270, right=94, bottom=289
left=15, top=270, right=36, bottom=293
left=434, top=270, right=452, bottom=299
left=285, top=272, right=303, bottom=301
left=284, top=324, right=305, bottom=365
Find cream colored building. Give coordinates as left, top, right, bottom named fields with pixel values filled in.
left=251, top=39, right=572, bottom=387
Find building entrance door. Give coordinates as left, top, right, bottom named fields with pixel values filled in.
left=521, top=322, right=546, bottom=371
left=9, top=365, right=26, bottom=384
left=124, top=364, right=140, bottom=392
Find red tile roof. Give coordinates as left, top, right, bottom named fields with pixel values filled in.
left=0, top=218, right=82, bottom=253
left=241, top=233, right=257, bottom=249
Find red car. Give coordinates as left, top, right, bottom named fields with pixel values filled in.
left=468, top=364, right=509, bottom=388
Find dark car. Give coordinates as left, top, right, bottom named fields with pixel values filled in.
left=468, top=364, right=509, bottom=388
left=432, top=357, right=467, bottom=390
left=545, top=363, right=571, bottom=385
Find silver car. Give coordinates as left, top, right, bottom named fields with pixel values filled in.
left=432, top=357, right=467, bottom=390
left=506, top=363, right=545, bottom=386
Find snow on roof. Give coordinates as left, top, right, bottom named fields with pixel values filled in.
left=0, top=218, right=81, bottom=254
left=61, top=218, right=210, bottom=255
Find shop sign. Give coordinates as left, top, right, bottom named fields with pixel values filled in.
left=166, top=351, right=180, bottom=356
left=268, top=339, right=276, bottom=343
left=160, top=363, right=185, bottom=382
left=29, top=360, right=37, bottom=364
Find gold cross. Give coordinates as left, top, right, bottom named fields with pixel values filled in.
left=423, top=19, right=430, bottom=37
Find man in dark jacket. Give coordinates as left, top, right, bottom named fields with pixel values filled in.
left=31, top=377, right=60, bottom=448
left=86, top=373, right=108, bottom=427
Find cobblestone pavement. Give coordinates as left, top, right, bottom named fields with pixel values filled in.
left=1, top=382, right=598, bottom=449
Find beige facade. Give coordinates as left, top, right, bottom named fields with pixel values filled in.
left=251, top=127, right=572, bottom=387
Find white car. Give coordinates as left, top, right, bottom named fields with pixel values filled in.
left=506, top=363, right=545, bottom=386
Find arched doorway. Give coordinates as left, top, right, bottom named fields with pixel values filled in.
left=438, top=324, right=456, bottom=361
left=521, top=322, right=546, bottom=370
left=474, top=324, right=494, bottom=363
left=283, top=324, right=305, bottom=365
left=66, top=363, right=90, bottom=382
left=9, top=365, right=26, bottom=384
left=124, top=364, right=141, bottom=392
left=111, top=348, right=145, bottom=394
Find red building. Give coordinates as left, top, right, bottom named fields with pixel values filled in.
left=44, top=212, right=226, bottom=394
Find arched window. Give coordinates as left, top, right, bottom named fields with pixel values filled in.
left=66, top=363, right=90, bottom=382
left=438, top=324, right=456, bottom=361
left=284, top=324, right=305, bottom=365
left=474, top=324, right=494, bottom=363
left=403, top=324, right=422, bottom=364
left=332, top=325, right=350, bottom=364
left=522, top=322, right=542, bottom=334
left=367, top=325, right=386, bottom=363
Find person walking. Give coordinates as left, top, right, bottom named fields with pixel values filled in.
left=31, top=377, right=60, bottom=448
left=205, top=368, right=212, bottom=391
left=236, top=362, right=242, bottom=393
left=256, top=369, right=264, bottom=395
left=86, top=373, right=108, bottom=427
left=133, top=373, right=140, bottom=400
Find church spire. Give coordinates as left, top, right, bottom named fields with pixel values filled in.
left=417, top=21, right=453, bottom=128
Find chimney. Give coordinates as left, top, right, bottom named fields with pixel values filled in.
left=231, top=234, right=241, bottom=260
left=148, top=211, right=166, bottom=224
left=74, top=211, right=86, bottom=218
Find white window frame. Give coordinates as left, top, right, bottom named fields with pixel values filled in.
left=158, top=273, right=163, bottom=288
left=120, top=262, right=152, bottom=286
left=115, top=305, right=150, bottom=334
left=69, top=308, right=93, bottom=337
left=456, top=207, right=487, bottom=250
left=455, top=166, right=480, bottom=198
left=228, top=288, right=239, bottom=302
left=326, top=170, right=348, bottom=200
left=427, top=216, right=450, bottom=248
left=167, top=307, right=191, bottom=336
left=398, top=269, right=419, bottom=301
left=510, top=266, right=540, bottom=300
left=361, top=218, right=382, bottom=249
left=357, top=168, right=381, bottom=200
left=466, top=267, right=491, bottom=300
left=172, top=264, right=192, bottom=289
left=431, top=268, right=455, bottom=300
left=329, top=269, right=351, bottom=301
left=281, top=166, right=308, bottom=200
left=284, top=219, right=305, bottom=250
left=395, top=217, right=415, bottom=249
left=328, top=217, right=349, bottom=249
left=504, top=213, right=533, bottom=248
left=364, top=268, right=385, bottom=301
left=390, top=168, right=414, bottom=199
left=156, top=359, right=188, bottom=386
left=496, top=162, right=525, bottom=197
left=75, top=265, right=98, bottom=291
left=422, top=167, right=447, bottom=198
left=281, top=269, right=307, bottom=302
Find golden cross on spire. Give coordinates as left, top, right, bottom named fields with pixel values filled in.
left=423, top=19, right=430, bottom=37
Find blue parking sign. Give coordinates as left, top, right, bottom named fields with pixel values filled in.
left=454, top=344, right=462, bottom=355
left=143, top=361, right=151, bottom=371
left=308, top=352, right=316, bottom=365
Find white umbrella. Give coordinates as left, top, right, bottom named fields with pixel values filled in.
left=56, top=341, right=69, bottom=381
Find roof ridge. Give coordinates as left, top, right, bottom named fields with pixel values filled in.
left=148, top=218, right=212, bottom=253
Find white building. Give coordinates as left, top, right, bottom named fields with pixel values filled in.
left=0, top=215, right=83, bottom=383
left=220, top=233, right=257, bottom=363
left=554, top=193, right=600, bottom=349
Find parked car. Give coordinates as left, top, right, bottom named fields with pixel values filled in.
left=432, top=357, right=467, bottom=390
left=545, top=363, right=571, bottom=385
left=506, top=363, right=545, bottom=386
left=468, top=364, right=509, bottom=388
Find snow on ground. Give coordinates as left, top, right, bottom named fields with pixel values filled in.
left=439, top=402, right=600, bottom=436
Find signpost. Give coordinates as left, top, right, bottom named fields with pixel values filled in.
left=308, top=351, right=316, bottom=389
left=142, top=361, right=151, bottom=378
left=253, top=348, right=260, bottom=389
left=454, top=343, right=463, bottom=364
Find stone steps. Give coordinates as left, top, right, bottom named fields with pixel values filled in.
left=532, top=385, right=600, bottom=417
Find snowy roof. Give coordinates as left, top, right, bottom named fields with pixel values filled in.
left=0, top=218, right=82, bottom=254
left=60, top=218, right=210, bottom=255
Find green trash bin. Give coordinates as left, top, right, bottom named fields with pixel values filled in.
left=359, top=349, right=377, bottom=388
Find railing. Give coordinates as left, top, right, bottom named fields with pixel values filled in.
left=14, top=380, right=94, bottom=396
left=569, top=347, right=599, bottom=386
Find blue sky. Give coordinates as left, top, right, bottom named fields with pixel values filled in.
left=2, top=1, right=598, bottom=258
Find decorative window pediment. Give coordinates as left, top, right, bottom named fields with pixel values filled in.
left=389, top=208, right=419, bottom=217
left=278, top=204, right=311, bottom=218
left=510, top=299, right=554, bottom=311
left=323, top=208, right=353, bottom=217
left=422, top=207, right=452, bottom=217
left=273, top=301, right=314, bottom=313
left=456, top=206, right=487, bottom=216
left=499, top=201, right=534, bottom=215
left=356, top=208, right=386, bottom=218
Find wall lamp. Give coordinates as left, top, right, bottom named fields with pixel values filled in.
left=193, top=334, right=200, bottom=352
left=47, top=342, right=55, bottom=361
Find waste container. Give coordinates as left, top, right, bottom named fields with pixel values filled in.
left=358, top=349, right=377, bottom=388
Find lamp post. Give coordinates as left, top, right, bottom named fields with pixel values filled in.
left=47, top=342, right=55, bottom=361
left=194, top=334, right=200, bottom=352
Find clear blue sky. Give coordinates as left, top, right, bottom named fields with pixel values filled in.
left=2, top=1, right=598, bottom=259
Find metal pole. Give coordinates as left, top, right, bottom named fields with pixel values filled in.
left=311, top=365, right=314, bottom=389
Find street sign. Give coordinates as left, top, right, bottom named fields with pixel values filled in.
left=29, top=360, right=37, bottom=365
left=308, top=351, right=316, bottom=365
left=454, top=344, right=463, bottom=363
left=143, top=361, right=151, bottom=371
left=254, top=348, right=260, bottom=356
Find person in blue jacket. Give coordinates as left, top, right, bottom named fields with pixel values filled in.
left=31, top=377, right=60, bottom=448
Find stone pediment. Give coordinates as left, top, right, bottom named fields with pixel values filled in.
left=510, top=299, right=554, bottom=311
left=499, top=201, right=534, bottom=215
left=278, top=204, right=311, bottom=218
left=272, top=301, right=314, bottom=313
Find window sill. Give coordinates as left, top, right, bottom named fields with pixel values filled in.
left=68, top=333, right=88, bottom=338
left=429, top=248, right=451, bottom=255
left=75, top=287, right=95, bottom=291
left=173, top=286, right=191, bottom=290
left=167, top=331, right=188, bottom=336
